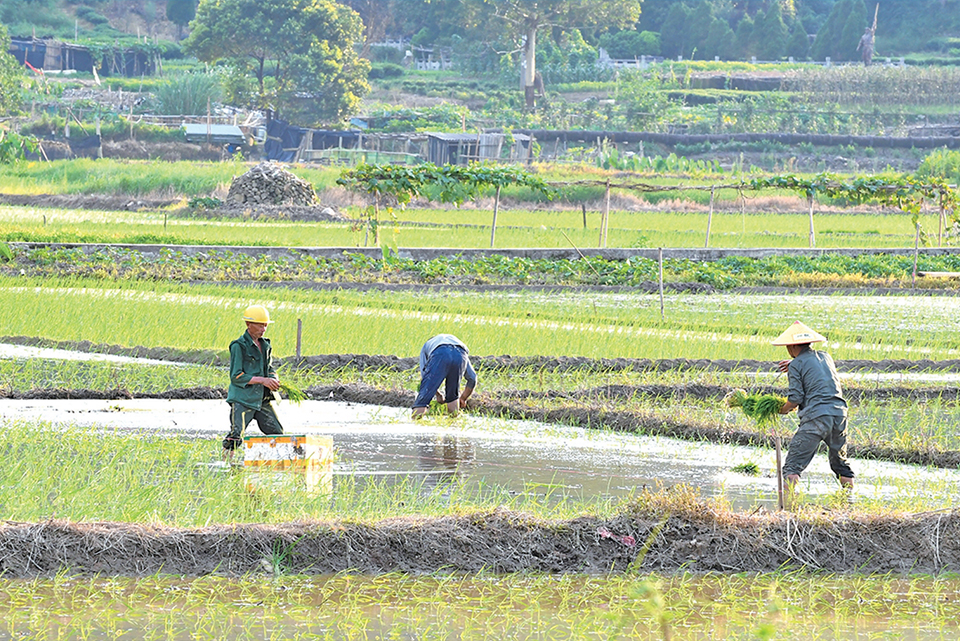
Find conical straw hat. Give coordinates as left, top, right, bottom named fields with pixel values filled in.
left=771, top=321, right=826, bottom=346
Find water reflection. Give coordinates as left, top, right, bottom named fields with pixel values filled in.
left=415, top=434, right=474, bottom=491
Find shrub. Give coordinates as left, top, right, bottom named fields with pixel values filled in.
left=368, top=63, right=405, bottom=80
left=916, top=149, right=960, bottom=184
left=155, top=73, right=223, bottom=116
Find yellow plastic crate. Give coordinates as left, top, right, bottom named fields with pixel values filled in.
left=242, top=434, right=333, bottom=493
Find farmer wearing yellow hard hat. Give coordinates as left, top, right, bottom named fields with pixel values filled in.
left=222, top=304, right=284, bottom=462
left=774, top=321, right=854, bottom=500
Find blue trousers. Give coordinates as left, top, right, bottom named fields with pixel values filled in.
left=414, top=345, right=468, bottom=408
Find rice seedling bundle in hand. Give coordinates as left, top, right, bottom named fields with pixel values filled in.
left=279, top=382, right=308, bottom=404
left=725, top=389, right=786, bottom=426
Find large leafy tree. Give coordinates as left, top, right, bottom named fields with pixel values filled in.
left=0, top=23, right=22, bottom=117
left=166, top=0, right=198, bottom=41
left=466, top=0, right=642, bottom=108
left=184, top=0, right=369, bottom=124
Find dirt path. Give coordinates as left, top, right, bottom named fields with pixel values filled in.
left=0, top=506, right=956, bottom=577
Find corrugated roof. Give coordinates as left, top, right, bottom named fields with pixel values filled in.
left=182, top=124, right=246, bottom=144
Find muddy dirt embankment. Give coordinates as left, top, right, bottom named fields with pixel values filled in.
left=7, top=335, right=960, bottom=375
left=0, top=506, right=957, bottom=578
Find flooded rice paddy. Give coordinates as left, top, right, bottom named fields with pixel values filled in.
left=1, top=396, right=957, bottom=511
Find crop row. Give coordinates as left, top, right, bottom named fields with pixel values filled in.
left=3, top=277, right=959, bottom=362
left=8, top=245, right=960, bottom=291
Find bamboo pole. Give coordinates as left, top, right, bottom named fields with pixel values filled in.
left=808, top=193, right=816, bottom=249
left=774, top=430, right=784, bottom=511
left=489, top=185, right=502, bottom=248
left=296, top=319, right=303, bottom=360
left=600, top=179, right=611, bottom=248
left=912, top=221, right=920, bottom=288
left=658, top=247, right=664, bottom=320
left=939, top=193, right=945, bottom=248
left=704, top=186, right=715, bottom=248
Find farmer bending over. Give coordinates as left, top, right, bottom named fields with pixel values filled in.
left=222, top=304, right=284, bottom=462
left=774, top=321, right=853, bottom=501
left=413, top=334, right=477, bottom=418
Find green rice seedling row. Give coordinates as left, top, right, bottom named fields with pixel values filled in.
left=3, top=279, right=959, bottom=361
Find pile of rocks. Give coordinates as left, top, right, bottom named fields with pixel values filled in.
left=227, top=162, right=318, bottom=206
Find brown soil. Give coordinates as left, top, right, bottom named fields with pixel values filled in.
left=0, top=193, right=179, bottom=211
left=0, top=505, right=957, bottom=577
left=184, top=201, right=349, bottom=222
left=8, top=335, right=960, bottom=374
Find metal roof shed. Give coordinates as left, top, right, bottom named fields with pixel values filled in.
left=182, top=124, right=246, bottom=145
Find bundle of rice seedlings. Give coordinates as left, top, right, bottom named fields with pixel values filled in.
left=279, top=382, right=308, bottom=404
left=724, top=389, right=786, bottom=426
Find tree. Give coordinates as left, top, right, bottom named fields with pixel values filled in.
left=184, top=0, right=369, bottom=124
left=703, top=18, right=737, bottom=60
left=659, top=3, right=690, bottom=59
left=339, top=0, right=398, bottom=56
left=735, top=15, right=756, bottom=58
left=810, top=0, right=855, bottom=61
left=467, top=0, right=642, bottom=108
left=786, top=23, right=810, bottom=59
left=837, top=0, right=868, bottom=62
left=599, top=29, right=660, bottom=58
left=166, top=0, right=197, bottom=41
left=687, top=2, right=714, bottom=59
left=755, top=1, right=788, bottom=60
left=0, top=24, right=22, bottom=117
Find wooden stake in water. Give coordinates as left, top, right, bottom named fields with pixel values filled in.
left=774, top=429, right=784, bottom=511
left=808, top=193, right=816, bottom=249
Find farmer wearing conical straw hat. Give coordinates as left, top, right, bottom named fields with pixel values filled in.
left=222, top=304, right=284, bottom=462
left=774, top=321, right=854, bottom=500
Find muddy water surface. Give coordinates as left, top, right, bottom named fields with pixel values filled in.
left=1, top=397, right=956, bottom=510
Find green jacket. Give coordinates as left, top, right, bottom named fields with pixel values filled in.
left=226, top=331, right=276, bottom=410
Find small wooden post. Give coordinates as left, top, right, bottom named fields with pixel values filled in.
left=774, top=430, right=784, bottom=511
left=658, top=247, right=665, bottom=320
left=939, top=193, right=946, bottom=248
left=704, top=186, right=715, bottom=248
left=489, top=184, right=502, bottom=248
left=296, top=318, right=303, bottom=360
left=581, top=203, right=587, bottom=229
left=912, top=221, right=921, bottom=288
left=808, top=193, right=816, bottom=249
left=599, top=179, right=611, bottom=248
left=163, top=212, right=167, bottom=230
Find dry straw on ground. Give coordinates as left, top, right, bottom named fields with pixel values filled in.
left=0, top=501, right=956, bottom=577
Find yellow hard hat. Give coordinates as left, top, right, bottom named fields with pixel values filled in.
left=242, top=305, right=272, bottom=324
left=771, top=321, right=826, bottom=346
